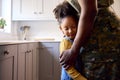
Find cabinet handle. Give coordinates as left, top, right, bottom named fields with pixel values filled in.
left=4, top=51, right=9, bottom=55
left=34, top=12, right=42, bottom=14
left=38, top=12, right=42, bottom=14
left=28, top=50, right=32, bottom=53
left=34, top=12, right=37, bottom=14
left=25, top=50, right=32, bottom=54
left=25, top=51, right=29, bottom=54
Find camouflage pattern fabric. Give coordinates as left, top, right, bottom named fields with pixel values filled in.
left=81, top=0, right=120, bottom=79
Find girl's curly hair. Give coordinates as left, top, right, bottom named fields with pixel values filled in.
left=53, top=1, right=79, bottom=24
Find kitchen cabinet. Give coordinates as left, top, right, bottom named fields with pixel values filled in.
left=33, top=42, right=40, bottom=80
left=0, top=41, right=60, bottom=80
left=12, top=0, right=59, bottom=20
left=17, top=42, right=39, bottom=80
left=39, top=42, right=61, bottom=80
left=0, top=44, right=17, bottom=80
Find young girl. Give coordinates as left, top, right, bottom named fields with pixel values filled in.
left=53, top=1, right=87, bottom=80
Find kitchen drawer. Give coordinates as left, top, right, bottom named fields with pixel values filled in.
left=0, top=45, right=17, bottom=58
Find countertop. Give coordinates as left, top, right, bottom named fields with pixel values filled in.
left=0, top=40, right=60, bottom=45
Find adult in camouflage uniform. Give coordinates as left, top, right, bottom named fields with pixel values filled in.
left=81, top=0, right=120, bottom=79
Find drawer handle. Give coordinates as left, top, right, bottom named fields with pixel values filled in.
left=28, top=50, right=32, bottom=53
left=25, top=50, right=32, bottom=53
left=39, top=12, right=42, bottom=14
left=4, top=51, right=9, bottom=55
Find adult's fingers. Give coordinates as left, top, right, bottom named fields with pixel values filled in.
left=59, top=53, right=64, bottom=64
left=63, top=64, right=70, bottom=70
left=59, top=51, right=63, bottom=58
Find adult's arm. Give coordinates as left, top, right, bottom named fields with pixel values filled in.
left=60, top=0, right=98, bottom=69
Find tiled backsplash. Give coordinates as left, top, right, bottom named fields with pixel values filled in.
left=0, top=21, right=63, bottom=41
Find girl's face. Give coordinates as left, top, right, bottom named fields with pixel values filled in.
left=60, top=16, right=78, bottom=39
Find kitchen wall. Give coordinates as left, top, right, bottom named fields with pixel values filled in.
left=15, top=20, right=63, bottom=41
left=0, top=32, right=17, bottom=41
left=0, top=20, right=63, bottom=41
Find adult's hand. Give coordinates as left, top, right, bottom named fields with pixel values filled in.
left=59, top=49, right=78, bottom=70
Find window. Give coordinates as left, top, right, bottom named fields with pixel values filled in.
left=0, top=0, right=11, bottom=33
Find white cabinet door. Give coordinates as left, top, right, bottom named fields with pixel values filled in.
left=12, top=0, right=42, bottom=20
left=39, top=0, right=57, bottom=20
left=12, top=0, right=59, bottom=20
